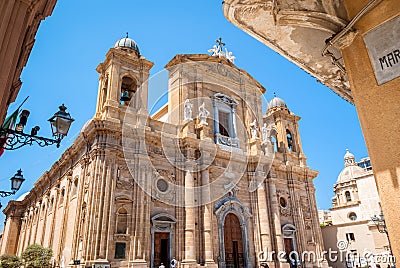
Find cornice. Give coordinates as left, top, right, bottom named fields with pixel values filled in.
left=165, top=54, right=266, bottom=94
left=5, top=118, right=124, bottom=209
left=97, top=48, right=154, bottom=74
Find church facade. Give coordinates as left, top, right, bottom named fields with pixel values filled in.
left=1, top=37, right=324, bottom=268
left=321, top=150, right=391, bottom=268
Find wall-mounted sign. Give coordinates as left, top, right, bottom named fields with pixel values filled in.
left=363, top=15, right=400, bottom=85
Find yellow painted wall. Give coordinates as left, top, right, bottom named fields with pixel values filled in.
left=342, top=0, right=400, bottom=261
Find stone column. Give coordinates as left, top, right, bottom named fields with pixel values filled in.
left=269, top=182, right=284, bottom=253
left=182, top=166, right=197, bottom=267
left=257, top=183, right=272, bottom=254
left=201, top=168, right=215, bottom=265
left=72, top=157, right=89, bottom=262
left=100, top=160, right=113, bottom=259
left=0, top=209, right=22, bottom=255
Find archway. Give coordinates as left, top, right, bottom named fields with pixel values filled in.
left=224, top=213, right=244, bottom=268
left=214, top=195, right=252, bottom=268
left=151, top=213, right=176, bottom=268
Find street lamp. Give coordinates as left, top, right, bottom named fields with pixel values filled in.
left=0, top=104, right=74, bottom=150
left=48, top=104, right=75, bottom=139
left=0, top=169, right=25, bottom=209
left=371, top=210, right=394, bottom=261
left=371, top=211, right=388, bottom=234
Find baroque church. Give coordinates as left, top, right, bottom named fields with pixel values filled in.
left=321, top=150, right=391, bottom=268
left=1, top=36, right=325, bottom=268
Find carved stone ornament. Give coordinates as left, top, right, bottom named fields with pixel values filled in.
left=280, top=205, right=292, bottom=217
left=113, top=233, right=130, bottom=241
left=116, top=179, right=134, bottom=190
left=300, top=196, right=311, bottom=219
left=278, top=194, right=292, bottom=217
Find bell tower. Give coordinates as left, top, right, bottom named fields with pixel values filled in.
left=95, top=34, right=154, bottom=122
left=264, top=95, right=306, bottom=164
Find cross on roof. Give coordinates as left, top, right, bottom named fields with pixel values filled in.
left=216, top=37, right=225, bottom=48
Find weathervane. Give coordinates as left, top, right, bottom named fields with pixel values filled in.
left=208, top=37, right=236, bottom=64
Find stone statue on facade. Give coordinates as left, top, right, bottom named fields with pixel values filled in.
left=261, top=123, right=270, bottom=144
left=225, top=48, right=236, bottom=64
left=249, top=119, right=259, bottom=140
left=198, top=102, right=209, bottom=126
left=208, top=45, right=223, bottom=58
left=183, top=99, right=193, bottom=122
left=208, top=38, right=236, bottom=63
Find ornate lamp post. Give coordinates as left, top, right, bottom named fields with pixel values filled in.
left=371, top=211, right=393, bottom=257
left=0, top=169, right=25, bottom=209
left=0, top=104, right=74, bottom=150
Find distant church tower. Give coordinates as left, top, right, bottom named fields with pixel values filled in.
left=264, top=96, right=325, bottom=265
left=95, top=34, right=154, bottom=122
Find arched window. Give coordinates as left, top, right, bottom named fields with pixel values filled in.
left=49, top=197, right=54, bottom=211
left=101, top=75, right=108, bottom=109
left=286, top=129, right=294, bottom=152
left=348, top=212, right=357, bottom=221
left=120, top=76, right=136, bottom=105
left=345, top=191, right=352, bottom=202
left=116, top=208, right=128, bottom=234
left=71, top=178, right=78, bottom=197
left=41, top=203, right=46, bottom=217
left=279, top=197, right=287, bottom=208
left=271, top=135, right=278, bottom=152
left=59, top=188, right=65, bottom=205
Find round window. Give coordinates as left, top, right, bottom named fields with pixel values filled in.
left=157, top=179, right=168, bottom=192
left=348, top=212, right=357, bottom=221
left=279, top=197, right=287, bottom=208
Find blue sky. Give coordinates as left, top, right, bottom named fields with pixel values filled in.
left=0, top=0, right=368, bottom=228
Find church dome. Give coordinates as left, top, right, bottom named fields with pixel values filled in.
left=336, top=149, right=364, bottom=184
left=114, top=34, right=140, bottom=53
left=336, top=165, right=364, bottom=183
left=268, top=96, right=287, bottom=109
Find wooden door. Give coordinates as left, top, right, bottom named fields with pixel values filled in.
left=154, top=232, right=169, bottom=268
left=224, top=213, right=244, bottom=268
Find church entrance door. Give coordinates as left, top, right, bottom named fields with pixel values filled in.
left=284, top=238, right=296, bottom=267
left=154, top=232, right=170, bottom=268
left=224, top=213, right=244, bottom=268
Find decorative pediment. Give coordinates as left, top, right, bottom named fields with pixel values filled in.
left=213, top=93, right=238, bottom=106
left=151, top=213, right=177, bottom=223
left=282, top=223, right=297, bottom=238
left=151, top=213, right=176, bottom=233
left=115, top=195, right=133, bottom=203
